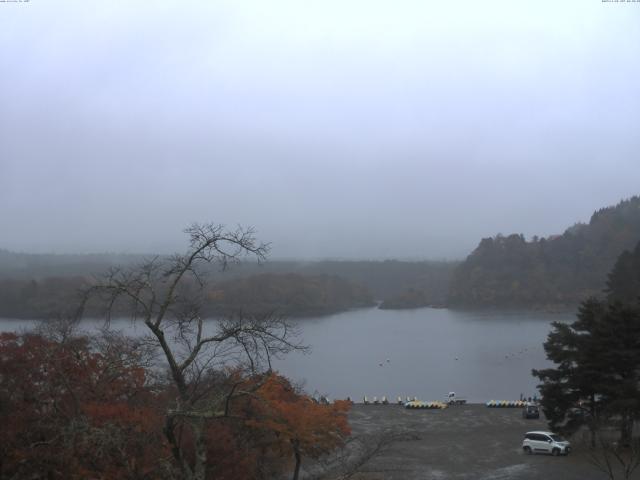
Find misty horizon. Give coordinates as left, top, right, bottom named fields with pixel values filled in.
left=2, top=1, right=639, bottom=259
left=1, top=194, right=637, bottom=262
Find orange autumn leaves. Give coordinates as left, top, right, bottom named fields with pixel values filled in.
left=248, top=375, right=351, bottom=458
left=0, top=332, right=352, bottom=480
left=0, top=332, right=165, bottom=480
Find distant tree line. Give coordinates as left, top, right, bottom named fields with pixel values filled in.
left=0, top=251, right=457, bottom=303
left=0, top=253, right=456, bottom=318
left=0, top=273, right=374, bottom=320
left=205, top=273, right=374, bottom=317
left=0, top=276, right=87, bottom=319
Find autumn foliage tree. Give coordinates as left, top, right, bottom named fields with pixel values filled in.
left=246, top=374, right=351, bottom=480
left=0, top=330, right=165, bottom=480
left=0, top=331, right=352, bottom=480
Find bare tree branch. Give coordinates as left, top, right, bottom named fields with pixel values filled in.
left=79, top=223, right=300, bottom=480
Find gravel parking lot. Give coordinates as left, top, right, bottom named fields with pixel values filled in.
left=347, top=404, right=633, bottom=480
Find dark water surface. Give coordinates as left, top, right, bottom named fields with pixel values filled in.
left=0, top=307, right=574, bottom=403
left=273, top=307, right=574, bottom=403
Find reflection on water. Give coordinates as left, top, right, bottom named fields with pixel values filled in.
left=1, top=307, right=574, bottom=403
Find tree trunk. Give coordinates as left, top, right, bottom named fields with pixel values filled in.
left=589, top=425, right=596, bottom=449
left=193, top=419, right=207, bottom=480
left=589, top=394, right=597, bottom=448
left=292, top=441, right=301, bottom=480
left=619, top=412, right=632, bottom=447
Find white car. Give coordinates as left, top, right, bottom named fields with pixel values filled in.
left=522, top=431, right=571, bottom=456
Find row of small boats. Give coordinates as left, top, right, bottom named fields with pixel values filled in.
left=486, top=400, right=529, bottom=408
left=357, top=398, right=533, bottom=408
left=361, top=396, right=424, bottom=405
left=405, top=401, right=448, bottom=409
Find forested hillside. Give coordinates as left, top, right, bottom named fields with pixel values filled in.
left=606, top=240, right=640, bottom=304
left=448, top=196, right=640, bottom=308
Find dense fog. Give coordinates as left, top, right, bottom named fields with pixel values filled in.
left=1, top=1, right=639, bottom=259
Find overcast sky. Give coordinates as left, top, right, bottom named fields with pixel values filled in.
left=1, top=0, right=639, bottom=259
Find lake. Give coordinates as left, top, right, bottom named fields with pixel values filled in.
left=0, top=307, right=575, bottom=403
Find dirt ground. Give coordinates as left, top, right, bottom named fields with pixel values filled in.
left=347, top=404, right=639, bottom=480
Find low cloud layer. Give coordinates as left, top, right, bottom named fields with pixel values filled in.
left=1, top=1, right=639, bottom=259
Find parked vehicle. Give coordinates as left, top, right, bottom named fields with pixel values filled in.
left=522, top=431, right=571, bottom=456
left=445, top=392, right=467, bottom=405
left=522, top=403, right=540, bottom=419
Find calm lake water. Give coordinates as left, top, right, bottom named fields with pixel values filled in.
left=0, top=307, right=575, bottom=403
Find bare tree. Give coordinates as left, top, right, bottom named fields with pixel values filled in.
left=307, top=429, right=421, bottom=480
left=587, top=431, right=640, bottom=480
left=80, top=223, right=305, bottom=480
